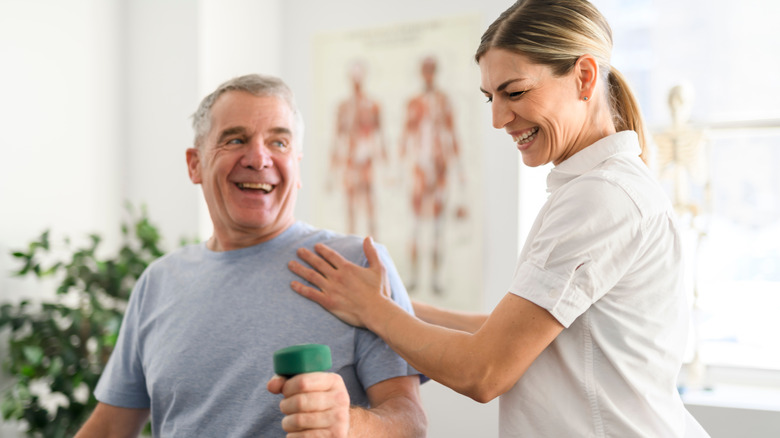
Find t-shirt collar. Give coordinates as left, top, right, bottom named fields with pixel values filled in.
left=546, top=131, right=641, bottom=193
left=201, top=221, right=304, bottom=258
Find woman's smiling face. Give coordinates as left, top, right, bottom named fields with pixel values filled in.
left=479, top=48, right=592, bottom=167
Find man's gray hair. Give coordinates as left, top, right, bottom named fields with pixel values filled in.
left=191, top=74, right=304, bottom=148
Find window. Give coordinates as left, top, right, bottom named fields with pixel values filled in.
left=595, top=0, right=780, bottom=374
left=696, top=126, right=780, bottom=370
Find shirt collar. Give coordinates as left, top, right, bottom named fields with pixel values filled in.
left=546, top=131, right=641, bottom=193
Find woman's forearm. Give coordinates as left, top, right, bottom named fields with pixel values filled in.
left=412, top=299, right=488, bottom=334
left=366, top=299, right=505, bottom=403
left=366, top=294, right=563, bottom=404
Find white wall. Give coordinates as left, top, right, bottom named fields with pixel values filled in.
left=0, top=0, right=123, bottom=302
left=1, top=3, right=123, bottom=436
left=121, top=0, right=201, bottom=246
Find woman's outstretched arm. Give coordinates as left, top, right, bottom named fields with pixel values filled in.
left=289, top=237, right=563, bottom=403
left=412, top=299, right=488, bottom=334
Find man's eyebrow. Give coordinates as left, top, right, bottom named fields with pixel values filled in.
left=480, top=78, right=523, bottom=95
left=268, top=127, right=293, bottom=136
left=216, top=126, right=293, bottom=144
left=216, top=126, right=246, bottom=144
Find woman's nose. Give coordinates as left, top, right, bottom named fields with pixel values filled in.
left=491, top=99, right=514, bottom=129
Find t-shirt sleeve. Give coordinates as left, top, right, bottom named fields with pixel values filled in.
left=94, top=273, right=151, bottom=409
left=353, top=243, right=421, bottom=389
left=509, top=176, right=644, bottom=327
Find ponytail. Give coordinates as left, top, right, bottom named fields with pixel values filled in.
left=608, top=68, right=648, bottom=164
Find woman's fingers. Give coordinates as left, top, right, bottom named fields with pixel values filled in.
left=289, top=278, right=329, bottom=308
left=362, top=236, right=392, bottom=299
left=296, top=247, right=336, bottom=277
left=288, top=238, right=391, bottom=328
left=362, top=236, right=381, bottom=268
left=313, top=242, right=351, bottom=269
left=289, top=259, right=322, bottom=286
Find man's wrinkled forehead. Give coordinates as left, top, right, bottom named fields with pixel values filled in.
left=208, top=91, right=298, bottom=142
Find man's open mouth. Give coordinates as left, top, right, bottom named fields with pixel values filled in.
left=236, top=182, right=273, bottom=193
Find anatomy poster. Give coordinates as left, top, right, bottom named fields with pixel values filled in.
left=312, top=15, right=483, bottom=310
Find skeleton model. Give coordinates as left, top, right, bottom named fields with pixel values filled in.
left=653, top=84, right=711, bottom=389
left=653, top=84, right=710, bottom=218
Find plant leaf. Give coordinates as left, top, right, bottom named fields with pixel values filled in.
left=23, top=345, right=44, bottom=366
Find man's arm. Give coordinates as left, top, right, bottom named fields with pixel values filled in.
left=350, top=375, right=426, bottom=438
left=74, top=402, right=149, bottom=438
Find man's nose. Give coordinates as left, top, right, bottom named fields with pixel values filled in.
left=242, top=140, right=274, bottom=169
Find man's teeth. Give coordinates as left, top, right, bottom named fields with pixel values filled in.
left=237, top=182, right=273, bottom=193
left=513, top=127, right=539, bottom=144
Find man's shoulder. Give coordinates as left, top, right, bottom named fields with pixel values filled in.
left=141, top=243, right=205, bottom=275
left=293, top=223, right=399, bottom=267
left=293, top=223, right=365, bottom=263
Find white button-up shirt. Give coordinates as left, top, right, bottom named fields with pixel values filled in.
left=503, top=131, right=709, bottom=437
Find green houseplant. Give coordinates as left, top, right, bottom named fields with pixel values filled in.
left=0, top=206, right=183, bottom=437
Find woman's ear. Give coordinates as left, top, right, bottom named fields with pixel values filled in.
left=186, top=147, right=202, bottom=184
left=575, top=54, right=599, bottom=101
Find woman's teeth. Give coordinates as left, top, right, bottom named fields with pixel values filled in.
left=513, top=127, right=539, bottom=145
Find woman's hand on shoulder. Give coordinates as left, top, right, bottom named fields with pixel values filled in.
left=289, top=236, right=392, bottom=328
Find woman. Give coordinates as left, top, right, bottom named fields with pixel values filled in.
left=289, top=0, right=710, bottom=436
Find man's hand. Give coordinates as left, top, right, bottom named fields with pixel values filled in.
left=267, top=372, right=350, bottom=437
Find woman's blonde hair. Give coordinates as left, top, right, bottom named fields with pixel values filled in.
left=475, top=0, right=648, bottom=162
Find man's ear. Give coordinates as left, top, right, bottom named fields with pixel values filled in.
left=186, top=147, right=202, bottom=184
left=575, top=54, right=599, bottom=100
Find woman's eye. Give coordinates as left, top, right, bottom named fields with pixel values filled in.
left=227, top=138, right=244, bottom=145
left=484, top=96, right=493, bottom=103
left=508, top=90, right=527, bottom=99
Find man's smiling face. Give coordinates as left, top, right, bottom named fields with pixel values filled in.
left=186, top=90, right=302, bottom=251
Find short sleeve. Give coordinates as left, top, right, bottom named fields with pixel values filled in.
left=94, top=273, right=151, bottom=409
left=509, top=176, right=644, bottom=327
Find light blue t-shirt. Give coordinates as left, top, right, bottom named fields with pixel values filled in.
left=95, top=222, right=417, bottom=437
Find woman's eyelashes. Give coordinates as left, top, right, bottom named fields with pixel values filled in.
left=483, top=89, right=528, bottom=103
left=508, top=90, right=528, bottom=99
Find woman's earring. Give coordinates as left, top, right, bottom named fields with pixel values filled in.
left=583, top=96, right=589, bottom=101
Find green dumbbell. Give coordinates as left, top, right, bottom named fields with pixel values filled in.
left=273, top=344, right=332, bottom=377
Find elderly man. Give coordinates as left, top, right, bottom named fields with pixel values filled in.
left=75, top=74, right=426, bottom=437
